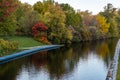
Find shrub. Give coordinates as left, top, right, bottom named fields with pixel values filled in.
left=32, top=22, right=50, bottom=44
left=32, top=22, right=47, bottom=37
left=0, top=39, right=18, bottom=56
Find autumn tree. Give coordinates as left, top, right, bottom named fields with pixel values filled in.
left=80, top=10, right=93, bottom=27
left=32, top=22, right=48, bottom=43
left=96, top=14, right=110, bottom=36
left=0, top=0, right=17, bottom=21
left=100, top=3, right=118, bottom=37
left=0, top=0, right=18, bottom=35
left=34, top=1, right=73, bottom=43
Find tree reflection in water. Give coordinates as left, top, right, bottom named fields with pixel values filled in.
left=0, top=38, right=118, bottom=80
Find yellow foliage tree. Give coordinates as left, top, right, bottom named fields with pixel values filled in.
left=96, top=15, right=110, bottom=35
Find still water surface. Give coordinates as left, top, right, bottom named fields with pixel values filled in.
left=0, top=39, right=118, bottom=80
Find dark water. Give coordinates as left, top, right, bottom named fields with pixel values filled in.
left=0, top=39, right=118, bottom=80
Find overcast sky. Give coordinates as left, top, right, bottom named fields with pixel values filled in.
left=19, top=0, right=120, bottom=14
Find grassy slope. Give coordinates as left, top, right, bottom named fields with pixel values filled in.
left=117, top=56, right=120, bottom=80
left=8, top=36, right=43, bottom=48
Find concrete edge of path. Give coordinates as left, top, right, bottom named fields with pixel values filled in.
left=106, top=39, right=120, bottom=80
left=0, top=45, right=63, bottom=64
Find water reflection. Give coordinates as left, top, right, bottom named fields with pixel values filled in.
left=0, top=39, right=118, bottom=80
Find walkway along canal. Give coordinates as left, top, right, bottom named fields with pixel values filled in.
left=0, top=45, right=63, bottom=64
left=106, top=39, right=120, bottom=80
left=0, top=39, right=119, bottom=80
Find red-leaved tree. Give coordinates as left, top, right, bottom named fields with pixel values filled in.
left=32, top=22, right=49, bottom=44
left=0, top=0, right=17, bottom=22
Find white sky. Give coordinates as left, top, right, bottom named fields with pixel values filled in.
left=19, top=0, right=120, bottom=14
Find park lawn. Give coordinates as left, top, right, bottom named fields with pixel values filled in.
left=0, top=36, right=44, bottom=56
left=117, top=56, right=120, bottom=80
left=8, top=36, right=44, bottom=48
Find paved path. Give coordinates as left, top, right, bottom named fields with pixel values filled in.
left=0, top=45, right=63, bottom=64
left=106, top=39, right=120, bottom=80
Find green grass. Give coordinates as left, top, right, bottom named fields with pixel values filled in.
left=0, top=36, right=44, bottom=56
left=117, top=56, right=120, bottom=80
left=7, top=36, right=43, bottom=48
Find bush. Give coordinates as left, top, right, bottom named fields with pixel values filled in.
left=0, top=39, right=18, bottom=56
left=32, top=22, right=50, bottom=44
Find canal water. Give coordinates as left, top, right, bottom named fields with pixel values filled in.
left=0, top=39, right=118, bottom=80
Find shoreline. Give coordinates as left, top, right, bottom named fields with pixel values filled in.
left=106, top=39, right=120, bottom=80
left=0, top=45, right=63, bottom=64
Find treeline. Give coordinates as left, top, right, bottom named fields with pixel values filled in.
left=1, top=0, right=120, bottom=43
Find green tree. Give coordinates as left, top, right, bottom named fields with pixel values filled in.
left=100, top=3, right=118, bottom=37
left=116, top=9, right=120, bottom=35
left=41, top=5, right=66, bottom=43
left=16, top=2, right=33, bottom=22
left=15, top=3, right=40, bottom=36
left=18, top=10, right=40, bottom=36
left=0, top=14, right=17, bottom=35
left=33, top=1, right=44, bottom=14
left=62, top=28, right=73, bottom=43
left=60, top=3, right=83, bottom=42
left=60, top=3, right=82, bottom=28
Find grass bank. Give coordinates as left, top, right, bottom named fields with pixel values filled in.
left=8, top=36, right=43, bottom=48
left=0, top=36, right=44, bottom=56
left=117, top=56, right=120, bottom=80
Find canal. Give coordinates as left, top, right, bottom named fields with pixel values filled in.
left=0, top=39, right=118, bottom=80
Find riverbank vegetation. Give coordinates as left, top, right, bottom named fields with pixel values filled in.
left=117, top=56, right=120, bottom=80
left=0, top=36, right=43, bottom=56
left=0, top=39, right=18, bottom=56
left=1, top=0, right=120, bottom=54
